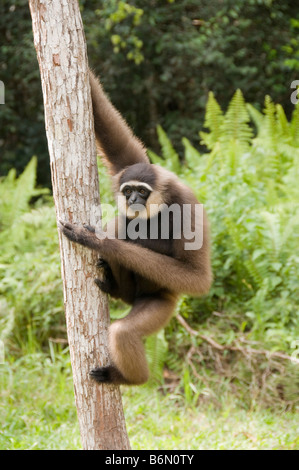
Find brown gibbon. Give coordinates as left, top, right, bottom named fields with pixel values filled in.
left=59, top=70, right=212, bottom=386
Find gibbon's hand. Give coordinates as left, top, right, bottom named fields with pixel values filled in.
left=59, top=220, right=102, bottom=250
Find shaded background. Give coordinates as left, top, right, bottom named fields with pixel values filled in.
left=1, top=0, right=298, bottom=187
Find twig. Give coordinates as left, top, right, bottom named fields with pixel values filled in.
left=176, top=314, right=299, bottom=365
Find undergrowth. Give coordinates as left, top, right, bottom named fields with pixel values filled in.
left=0, top=92, right=298, bottom=412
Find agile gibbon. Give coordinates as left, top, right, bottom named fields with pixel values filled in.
left=59, top=70, right=212, bottom=385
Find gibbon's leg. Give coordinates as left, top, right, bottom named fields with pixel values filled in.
left=90, top=292, right=178, bottom=385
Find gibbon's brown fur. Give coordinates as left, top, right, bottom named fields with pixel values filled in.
left=59, top=70, right=212, bottom=385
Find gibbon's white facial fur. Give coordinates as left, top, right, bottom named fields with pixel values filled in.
left=117, top=179, right=164, bottom=219
left=119, top=181, right=153, bottom=193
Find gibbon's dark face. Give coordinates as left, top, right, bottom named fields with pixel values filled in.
left=118, top=163, right=164, bottom=219
left=121, top=183, right=151, bottom=207
left=119, top=181, right=153, bottom=219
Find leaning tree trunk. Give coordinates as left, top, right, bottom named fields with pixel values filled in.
left=28, top=0, right=130, bottom=450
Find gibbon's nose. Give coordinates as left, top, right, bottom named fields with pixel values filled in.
left=129, top=193, right=138, bottom=205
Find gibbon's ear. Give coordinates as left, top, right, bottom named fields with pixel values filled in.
left=89, top=69, right=149, bottom=176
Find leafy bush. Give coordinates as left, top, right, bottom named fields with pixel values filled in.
left=149, top=93, right=299, bottom=408
left=1, top=93, right=298, bottom=408
left=0, top=158, right=64, bottom=352
left=1, top=0, right=297, bottom=184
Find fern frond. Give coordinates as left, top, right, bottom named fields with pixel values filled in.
left=147, top=149, right=165, bottom=166
left=276, top=104, right=290, bottom=140
left=182, top=137, right=201, bottom=169
left=261, top=211, right=282, bottom=257
left=221, top=89, right=253, bottom=152
left=200, top=91, right=224, bottom=150
left=156, top=125, right=181, bottom=173
left=290, top=103, right=299, bottom=145
left=0, top=157, right=46, bottom=231
left=244, top=258, right=267, bottom=288
left=247, top=103, right=264, bottom=134
left=146, top=330, right=168, bottom=383
left=263, top=95, right=277, bottom=148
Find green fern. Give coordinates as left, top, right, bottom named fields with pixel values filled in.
left=146, top=330, right=168, bottom=383
left=247, top=103, right=264, bottom=134
left=182, top=137, right=201, bottom=169
left=290, top=103, right=299, bottom=145
left=276, top=104, right=290, bottom=140
left=200, top=91, right=224, bottom=150
left=220, top=89, right=253, bottom=153
left=156, top=125, right=181, bottom=173
left=147, top=149, right=165, bottom=166
left=0, top=157, right=48, bottom=232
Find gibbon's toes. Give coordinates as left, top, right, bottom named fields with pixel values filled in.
left=96, top=258, right=109, bottom=269
left=94, top=278, right=113, bottom=295
left=89, top=367, right=111, bottom=383
left=90, top=365, right=128, bottom=384
left=94, top=278, right=105, bottom=289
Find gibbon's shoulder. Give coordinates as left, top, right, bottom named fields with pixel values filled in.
left=152, top=164, right=200, bottom=206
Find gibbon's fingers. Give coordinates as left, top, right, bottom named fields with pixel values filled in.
left=83, top=224, right=96, bottom=233
left=58, top=220, right=82, bottom=243
left=59, top=220, right=102, bottom=251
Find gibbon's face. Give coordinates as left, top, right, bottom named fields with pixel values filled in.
left=119, top=181, right=153, bottom=219
left=121, top=182, right=152, bottom=206
left=117, top=163, right=165, bottom=219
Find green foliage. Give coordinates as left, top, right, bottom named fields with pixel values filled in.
left=146, top=331, right=168, bottom=384
left=0, top=159, right=63, bottom=351
left=1, top=351, right=298, bottom=449
left=282, top=18, right=299, bottom=70
left=88, top=0, right=297, bottom=158
left=0, top=0, right=49, bottom=184
left=1, top=0, right=298, bottom=185
left=151, top=92, right=299, bottom=407
left=97, top=0, right=144, bottom=64
left=1, top=93, right=298, bottom=409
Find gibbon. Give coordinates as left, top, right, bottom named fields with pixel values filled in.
left=59, top=70, right=212, bottom=385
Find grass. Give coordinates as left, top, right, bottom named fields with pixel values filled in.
left=0, top=349, right=298, bottom=450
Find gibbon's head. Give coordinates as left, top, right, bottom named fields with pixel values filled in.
left=116, top=163, right=165, bottom=219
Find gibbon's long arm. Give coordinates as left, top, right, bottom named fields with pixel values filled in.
left=59, top=222, right=212, bottom=296
left=89, top=70, right=149, bottom=175
left=101, top=238, right=211, bottom=295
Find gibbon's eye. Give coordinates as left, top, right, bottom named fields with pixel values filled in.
left=124, top=187, right=132, bottom=196
left=138, top=188, right=149, bottom=197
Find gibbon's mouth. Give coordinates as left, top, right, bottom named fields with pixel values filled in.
left=126, top=204, right=147, bottom=219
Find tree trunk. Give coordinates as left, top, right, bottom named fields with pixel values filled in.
left=28, top=0, right=130, bottom=450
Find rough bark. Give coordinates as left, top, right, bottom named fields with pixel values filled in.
left=28, top=0, right=130, bottom=450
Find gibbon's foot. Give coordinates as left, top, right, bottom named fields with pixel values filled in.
left=96, top=257, right=109, bottom=269
left=94, top=277, right=113, bottom=294
left=89, top=365, right=127, bottom=385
